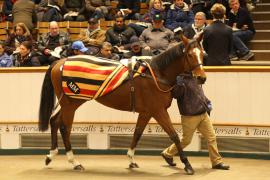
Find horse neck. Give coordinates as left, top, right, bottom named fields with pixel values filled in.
left=152, top=55, right=185, bottom=86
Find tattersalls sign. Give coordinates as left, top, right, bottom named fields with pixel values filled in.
left=1, top=124, right=270, bottom=138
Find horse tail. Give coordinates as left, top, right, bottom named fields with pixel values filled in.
left=39, top=65, right=55, bottom=132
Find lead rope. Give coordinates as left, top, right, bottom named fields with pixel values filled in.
left=145, top=62, right=175, bottom=93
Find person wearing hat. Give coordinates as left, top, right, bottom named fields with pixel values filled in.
left=78, top=18, right=106, bottom=52
left=71, top=41, right=89, bottom=55
left=123, top=36, right=152, bottom=58
left=139, top=13, right=174, bottom=55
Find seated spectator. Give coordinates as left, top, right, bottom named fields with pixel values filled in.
left=183, top=11, right=207, bottom=39
left=123, top=36, right=152, bottom=58
left=85, top=0, right=112, bottom=20
left=116, top=0, right=141, bottom=20
left=188, top=0, right=205, bottom=16
left=142, top=0, right=166, bottom=23
left=36, top=0, right=63, bottom=22
left=2, top=0, right=16, bottom=22
left=139, top=13, right=174, bottom=55
left=70, top=41, right=90, bottom=55
left=129, top=0, right=166, bottom=36
left=105, top=14, right=137, bottom=50
left=228, top=0, right=255, bottom=61
left=61, top=0, right=86, bottom=21
left=203, top=3, right=232, bottom=66
left=78, top=17, right=106, bottom=54
left=0, top=42, right=12, bottom=67
left=5, top=22, right=34, bottom=55
left=97, top=42, right=120, bottom=60
left=12, top=41, right=41, bottom=67
left=165, top=0, right=194, bottom=31
left=38, top=21, right=70, bottom=65
left=12, top=0, right=37, bottom=31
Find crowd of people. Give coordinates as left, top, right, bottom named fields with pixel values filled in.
left=0, top=0, right=257, bottom=67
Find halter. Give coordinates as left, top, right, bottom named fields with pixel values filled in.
left=184, top=39, right=204, bottom=73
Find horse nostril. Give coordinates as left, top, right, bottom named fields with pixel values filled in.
left=197, top=76, right=207, bottom=84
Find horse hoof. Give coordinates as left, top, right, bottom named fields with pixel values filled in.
left=129, top=163, right=139, bottom=168
left=45, top=157, right=52, bottom=166
left=184, top=165, right=195, bottom=175
left=74, top=164, right=85, bottom=171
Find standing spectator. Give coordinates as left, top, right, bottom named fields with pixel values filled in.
left=139, top=13, right=174, bottom=55
left=12, top=0, right=37, bottom=31
left=116, top=0, right=141, bottom=20
left=97, top=42, right=120, bottom=60
left=203, top=3, right=232, bottom=65
left=165, top=0, right=194, bottom=31
left=12, top=41, right=41, bottom=67
left=61, top=0, right=86, bottom=21
left=105, top=14, right=137, bottom=51
left=38, top=21, right=70, bottom=65
left=78, top=18, right=106, bottom=49
left=84, top=0, right=112, bottom=20
left=0, top=42, right=12, bottom=67
left=161, top=74, right=230, bottom=170
left=228, top=0, right=255, bottom=61
left=5, top=22, right=34, bottom=55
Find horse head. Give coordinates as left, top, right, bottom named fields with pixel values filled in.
left=181, top=33, right=207, bottom=84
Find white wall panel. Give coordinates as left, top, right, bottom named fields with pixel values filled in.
left=1, top=69, right=270, bottom=126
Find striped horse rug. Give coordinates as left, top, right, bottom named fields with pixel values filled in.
left=62, top=55, right=146, bottom=100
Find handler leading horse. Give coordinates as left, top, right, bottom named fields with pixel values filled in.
left=38, top=35, right=206, bottom=175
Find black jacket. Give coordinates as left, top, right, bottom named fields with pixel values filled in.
left=203, top=20, right=232, bottom=66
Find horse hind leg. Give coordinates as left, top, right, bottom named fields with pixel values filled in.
left=153, top=111, right=194, bottom=175
left=45, top=110, right=61, bottom=166
left=59, top=105, right=84, bottom=171
left=127, top=113, right=151, bottom=168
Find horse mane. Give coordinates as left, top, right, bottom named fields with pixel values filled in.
left=150, top=42, right=185, bottom=71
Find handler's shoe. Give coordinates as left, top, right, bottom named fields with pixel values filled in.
left=212, top=163, right=230, bottom=170
left=161, top=152, right=176, bottom=166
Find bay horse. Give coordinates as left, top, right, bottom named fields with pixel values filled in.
left=38, top=35, right=206, bottom=175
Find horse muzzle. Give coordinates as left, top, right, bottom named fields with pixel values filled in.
left=196, top=76, right=207, bottom=84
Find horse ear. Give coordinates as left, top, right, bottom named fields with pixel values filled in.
left=196, top=32, right=204, bottom=43
left=180, top=33, right=189, bottom=47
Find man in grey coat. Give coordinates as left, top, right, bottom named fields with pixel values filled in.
left=139, top=13, right=174, bottom=55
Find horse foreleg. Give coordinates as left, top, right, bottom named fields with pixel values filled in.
left=128, top=113, right=151, bottom=168
left=60, top=109, right=84, bottom=171
left=153, top=111, right=194, bottom=175
left=45, top=111, right=60, bottom=166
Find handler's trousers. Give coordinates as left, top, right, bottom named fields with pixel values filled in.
left=162, top=112, right=223, bottom=166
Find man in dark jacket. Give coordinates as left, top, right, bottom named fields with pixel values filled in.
left=161, top=73, right=230, bottom=170
left=105, top=14, right=137, bottom=51
left=38, top=21, right=70, bottom=65
left=203, top=3, right=232, bottom=66
left=228, top=0, right=255, bottom=61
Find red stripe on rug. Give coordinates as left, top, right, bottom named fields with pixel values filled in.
left=64, top=65, right=114, bottom=75
left=63, top=86, right=97, bottom=96
left=102, top=67, right=128, bottom=95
